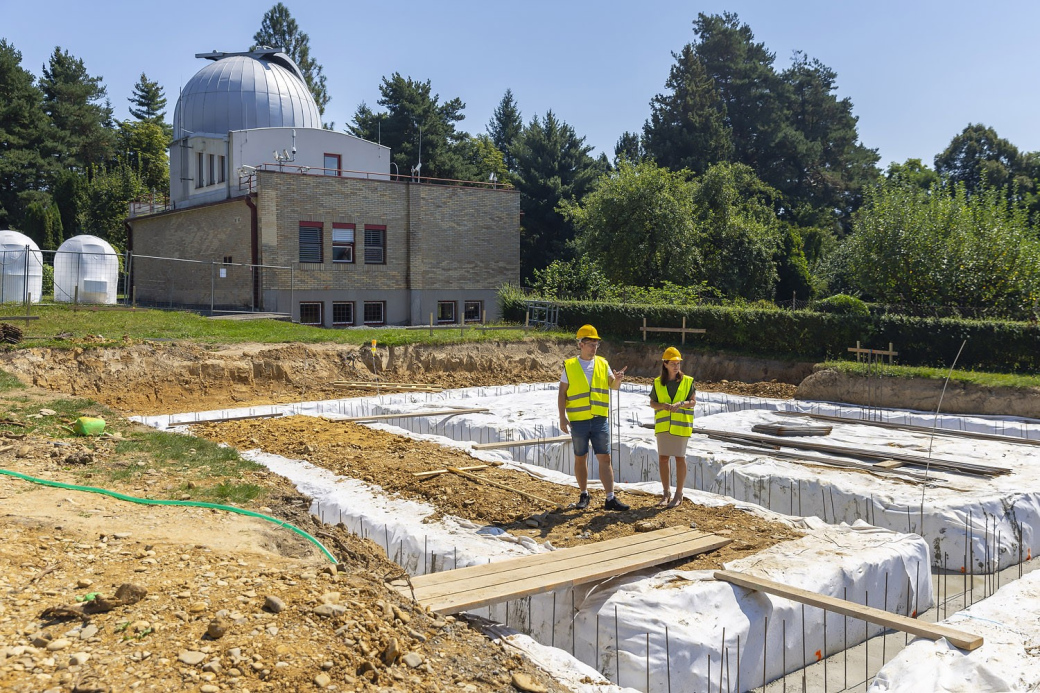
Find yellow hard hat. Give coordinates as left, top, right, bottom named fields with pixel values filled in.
left=576, top=324, right=601, bottom=340
left=662, top=347, right=682, bottom=361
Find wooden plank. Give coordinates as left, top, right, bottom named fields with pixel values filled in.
left=723, top=446, right=949, bottom=486
left=411, top=529, right=714, bottom=601
left=472, top=435, right=571, bottom=450
left=175, top=411, right=283, bottom=425
left=714, top=569, right=983, bottom=651
left=333, top=380, right=440, bottom=389
left=413, top=464, right=495, bottom=479
left=875, top=459, right=906, bottom=470
left=699, top=428, right=1010, bottom=477
left=339, top=408, right=489, bottom=423
left=447, top=467, right=561, bottom=508
left=776, top=411, right=1040, bottom=448
left=639, top=326, right=707, bottom=335
left=410, top=529, right=729, bottom=613
left=423, top=534, right=731, bottom=613
left=409, top=526, right=693, bottom=595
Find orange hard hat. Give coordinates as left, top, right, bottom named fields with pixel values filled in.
left=662, top=347, right=682, bottom=361
left=576, top=324, right=601, bottom=340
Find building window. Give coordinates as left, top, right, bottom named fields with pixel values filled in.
left=363, top=301, right=385, bottom=325
left=207, top=154, right=215, bottom=186
left=464, top=300, right=482, bottom=323
left=324, top=153, right=341, bottom=176
left=299, top=222, right=323, bottom=263
left=332, top=223, right=354, bottom=263
left=218, top=155, right=226, bottom=183
left=364, top=225, right=386, bottom=264
left=332, top=302, right=354, bottom=326
left=196, top=153, right=204, bottom=189
left=299, top=302, right=323, bottom=325
left=437, top=301, right=456, bottom=324
left=223, top=256, right=233, bottom=264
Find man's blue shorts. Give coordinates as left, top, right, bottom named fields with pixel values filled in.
left=570, top=416, right=610, bottom=457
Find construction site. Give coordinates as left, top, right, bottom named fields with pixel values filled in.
left=1, top=337, right=1039, bottom=692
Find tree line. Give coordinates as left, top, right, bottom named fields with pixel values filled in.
left=3, top=7, right=1040, bottom=317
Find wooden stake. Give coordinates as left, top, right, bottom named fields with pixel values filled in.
left=447, top=467, right=561, bottom=508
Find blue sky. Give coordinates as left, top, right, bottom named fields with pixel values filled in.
left=3, top=0, right=1039, bottom=168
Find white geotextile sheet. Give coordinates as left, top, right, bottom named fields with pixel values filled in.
left=241, top=447, right=930, bottom=692
left=868, top=568, right=1040, bottom=692
left=132, top=383, right=1040, bottom=573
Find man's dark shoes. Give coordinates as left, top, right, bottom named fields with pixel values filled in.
left=604, top=496, right=630, bottom=511
left=575, top=491, right=591, bottom=510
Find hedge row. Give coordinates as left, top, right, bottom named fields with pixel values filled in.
left=503, top=297, right=1040, bottom=373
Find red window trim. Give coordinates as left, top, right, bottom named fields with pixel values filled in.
left=324, top=153, right=342, bottom=176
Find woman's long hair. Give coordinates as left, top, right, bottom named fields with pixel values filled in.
left=660, top=362, right=681, bottom=383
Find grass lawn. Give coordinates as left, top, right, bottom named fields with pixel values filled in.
left=820, top=360, right=1040, bottom=389
left=0, top=303, right=566, bottom=349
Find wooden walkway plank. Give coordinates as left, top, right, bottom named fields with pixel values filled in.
left=402, top=527, right=730, bottom=614
left=715, top=569, right=983, bottom=651
left=409, top=526, right=693, bottom=595
left=423, top=533, right=730, bottom=613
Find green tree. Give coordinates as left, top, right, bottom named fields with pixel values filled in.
left=691, top=162, right=783, bottom=299
left=934, top=123, right=1031, bottom=196
left=455, top=134, right=509, bottom=186
left=563, top=161, right=698, bottom=286
left=643, top=43, right=731, bottom=174
left=511, top=111, right=604, bottom=280
left=530, top=257, right=612, bottom=300
left=773, top=52, right=879, bottom=230
left=0, top=39, right=58, bottom=229
left=118, top=120, right=169, bottom=194
left=613, top=131, right=644, bottom=167
left=885, top=158, right=940, bottom=190
left=21, top=195, right=63, bottom=249
left=253, top=3, right=330, bottom=119
left=81, top=163, right=145, bottom=247
left=349, top=73, right=468, bottom=181
left=128, top=72, right=172, bottom=141
left=841, top=176, right=1040, bottom=313
left=487, top=89, right=522, bottom=172
left=40, top=47, right=115, bottom=173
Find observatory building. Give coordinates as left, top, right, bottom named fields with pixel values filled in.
left=129, top=49, right=518, bottom=326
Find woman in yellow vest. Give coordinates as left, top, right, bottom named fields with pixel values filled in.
left=649, top=347, right=696, bottom=507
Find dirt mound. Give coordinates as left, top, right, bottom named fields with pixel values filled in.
left=797, top=368, right=1040, bottom=418
left=0, top=340, right=802, bottom=416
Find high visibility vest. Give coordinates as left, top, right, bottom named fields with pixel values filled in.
left=654, top=375, right=695, bottom=436
left=564, top=356, right=611, bottom=421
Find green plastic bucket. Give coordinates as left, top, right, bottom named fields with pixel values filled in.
left=72, top=417, right=106, bottom=436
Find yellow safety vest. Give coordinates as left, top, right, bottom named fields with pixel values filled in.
left=564, top=356, right=611, bottom=421
left=654, top=375, right=695, bottom=436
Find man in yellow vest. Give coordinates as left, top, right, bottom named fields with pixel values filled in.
left=558, top=324, right=630, bottom=511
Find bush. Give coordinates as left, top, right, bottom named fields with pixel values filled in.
left=814, top=294, right=869, bottom=316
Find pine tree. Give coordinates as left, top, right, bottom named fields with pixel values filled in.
left=40, top=47, right=115, bottom=172
left=253, top=3, right=330, bottom=117
left=128, top=72, right=166, bottom=122
left=487, top=89, right=522, bottom=172
left=0, top=39, right=58, bottom=228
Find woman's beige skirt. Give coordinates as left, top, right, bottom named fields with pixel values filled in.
left=656, top=432, right=690, bottom=458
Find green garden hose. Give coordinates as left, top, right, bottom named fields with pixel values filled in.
left=0, top=468, right=338, bottom=564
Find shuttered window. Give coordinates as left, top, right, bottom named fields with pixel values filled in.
left=299, top=223, right=323, bottom=263
left=364, top=225, right=385, bottom=264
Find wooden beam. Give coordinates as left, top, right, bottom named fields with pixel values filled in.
left=413, top=464, right=496, bottom=479
left=699, top=428, right=1010, bottom=477
left=776, top=411, right=1040, bottom=448
left=472, top=435, right=571, bottom=450
left=175, top=411, right=283, bottom=425
left=447, top=467, right=561, bottom=509
left=714, top=569, right=983, bottom=651
left=339, top=408, right=489, bottom=423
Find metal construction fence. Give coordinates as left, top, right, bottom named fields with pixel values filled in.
left=0, top=248, right=296, bottom=315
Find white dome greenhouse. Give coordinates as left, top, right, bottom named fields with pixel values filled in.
left=0, top=230, right=43, bottom=304
left=54, top=235, right=119, bottom=304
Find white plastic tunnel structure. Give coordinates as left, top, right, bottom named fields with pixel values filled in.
left=53, top=235, right=119, bottom=304
left=0, top=230, right=43, bottom=304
